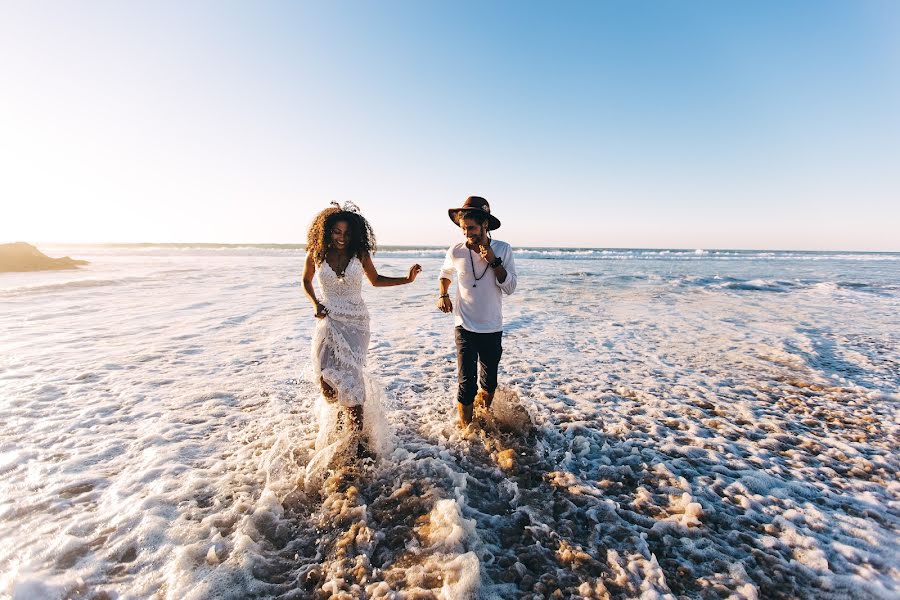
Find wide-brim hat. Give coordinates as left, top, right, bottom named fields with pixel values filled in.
left=447, top=196, right=501, bottom=230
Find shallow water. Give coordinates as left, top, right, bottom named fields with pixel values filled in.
left=1, top=245, right=898, bottom=599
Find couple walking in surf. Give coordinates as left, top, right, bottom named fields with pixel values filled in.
left=301, top=196, right=518, bottom=461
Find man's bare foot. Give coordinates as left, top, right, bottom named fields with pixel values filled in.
left=457, top=402, right=473, bottom=427
left=476, top=389, right=494, bottom=410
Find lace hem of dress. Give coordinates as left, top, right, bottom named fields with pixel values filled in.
left=317, top=366, right=365, bottom=408
left=324, top=320, right=366, bottom=368
left=311, top=319, right=368, bottom=407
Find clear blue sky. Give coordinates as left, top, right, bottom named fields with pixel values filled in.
left=1, top=1, right=898, bottom=250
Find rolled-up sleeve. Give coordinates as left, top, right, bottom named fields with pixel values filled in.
left=439, top=247, right=456, bottom=281
left=496, top=245, right=517, bottom=295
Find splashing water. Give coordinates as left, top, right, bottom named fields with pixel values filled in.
left=1, top=245, right=897, bottom=599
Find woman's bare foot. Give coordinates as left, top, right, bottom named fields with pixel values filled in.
left=347, top=405, right=363, bottom=433
left=320, top=377, right=337, bottom=402
left=356, top=438, right=374, bottom=460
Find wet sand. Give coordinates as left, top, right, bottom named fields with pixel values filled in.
left=1, top=246, right=897, bottom=599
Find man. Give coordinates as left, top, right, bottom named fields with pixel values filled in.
left=438, top=196, right=517, bottom=426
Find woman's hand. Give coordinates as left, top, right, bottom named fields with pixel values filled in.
left=407, top=264, right=423, bottom=283
left=314, top=302, right=328, bottom=319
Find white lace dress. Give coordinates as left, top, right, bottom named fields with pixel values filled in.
left=305, top=256, right=391, bottom=491
left=310, top=256, right=370, bottom=408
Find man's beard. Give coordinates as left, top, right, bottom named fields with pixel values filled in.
left=467, top=231, right=487, bottom=246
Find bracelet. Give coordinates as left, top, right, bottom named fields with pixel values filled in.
left=489, top=256, right=503, bottom=268
left=439, top=294, right=449, bottom=298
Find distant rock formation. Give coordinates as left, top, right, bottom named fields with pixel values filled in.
left=0, top=242, right=89, bottom=272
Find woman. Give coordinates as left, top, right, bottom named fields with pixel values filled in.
left=302, top=202, right=421, bottom=467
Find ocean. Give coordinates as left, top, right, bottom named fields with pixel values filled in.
left=1, top=244, right=898, bottom=599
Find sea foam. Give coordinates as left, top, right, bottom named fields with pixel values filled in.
left=1, top=245, right=897, bottom=598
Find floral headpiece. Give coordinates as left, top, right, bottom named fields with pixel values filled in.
left=330, top=201, right=361, bottom=214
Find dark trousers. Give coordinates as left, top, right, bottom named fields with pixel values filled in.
left=455, top=326, right=503, bottom=406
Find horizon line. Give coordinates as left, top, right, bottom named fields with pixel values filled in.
left=20, top=241, right=900, bottom=254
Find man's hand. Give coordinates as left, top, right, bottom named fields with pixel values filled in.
left=477, top=243, right=496, bottom=265
left=438, top=295, right=453, bottom=313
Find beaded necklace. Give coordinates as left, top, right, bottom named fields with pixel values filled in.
left=467, top=243, right=491, bottom=287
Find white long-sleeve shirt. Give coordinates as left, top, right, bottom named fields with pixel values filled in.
left=439, top=240, right=517, bottom=333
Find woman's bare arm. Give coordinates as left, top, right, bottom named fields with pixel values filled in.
left=361, top=252, right=421, bottom=287
left=302, top=253, right=327, bottom=318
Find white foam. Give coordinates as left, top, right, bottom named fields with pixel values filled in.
left=1, top=246, right=897, bottom=598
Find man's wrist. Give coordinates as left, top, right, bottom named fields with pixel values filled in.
left=439, top=293, right=449, bottom=298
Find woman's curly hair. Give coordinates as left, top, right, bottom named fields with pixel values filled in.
left=306, top=202, right=377, bottom=264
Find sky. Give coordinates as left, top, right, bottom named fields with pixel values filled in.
left=1, top=1, right=898, bottom=250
